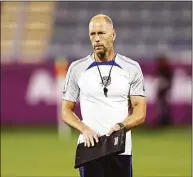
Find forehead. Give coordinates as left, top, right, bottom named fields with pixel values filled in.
left=89, top=20, right=112, bottom=32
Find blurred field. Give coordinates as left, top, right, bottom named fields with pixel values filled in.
left=1, top=126, right=191, bottom=177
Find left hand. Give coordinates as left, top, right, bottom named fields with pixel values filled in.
left=106, top=124, right=121, bottom=136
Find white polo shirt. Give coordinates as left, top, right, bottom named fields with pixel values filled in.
left=62, top=53, right=146, bottom=155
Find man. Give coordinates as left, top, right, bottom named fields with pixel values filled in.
left=62, top=14, right=146, bottom=177
left=155, top=54, right=173, bottom=126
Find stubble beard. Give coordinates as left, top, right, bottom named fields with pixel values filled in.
left=95, top=47, right=107, bottom=59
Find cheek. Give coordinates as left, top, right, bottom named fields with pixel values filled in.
left=106, top=35, right=113, bottom=44
left=89, top=37, right=93, bottom=42
left=106, top=39, right=113, bottom=47
left=90, top=40, right=94, bottom=46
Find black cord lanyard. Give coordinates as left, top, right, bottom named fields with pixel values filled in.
left=94, top=54, right=116, bottom=97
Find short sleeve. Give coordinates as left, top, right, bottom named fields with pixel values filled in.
left=62, top=63, right=80, bottom=102
left=130, top=63, right=146, bottom=97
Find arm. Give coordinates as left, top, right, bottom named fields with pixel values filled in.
left=106, top=96, right=146, bottom=135
left=123, top=63, right=147, bottom=129
left=61, top=63, right=99, bottom=147
left=122, top=96, right=146, bottom=129
left=107, top=62, right=146, bottom=135
left=62, top=100, right=100, bottom=147
left=61, top=100, right=87, bottom=133
left=61, top=63, right=86, bottom=132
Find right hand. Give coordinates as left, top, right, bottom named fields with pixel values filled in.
left=81, top=126, right=100, bottom=147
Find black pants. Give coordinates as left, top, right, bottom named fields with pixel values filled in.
left=79, top=155, right=132, bottom=177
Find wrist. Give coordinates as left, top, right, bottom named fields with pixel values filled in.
left=117, top=122, right=125, bottom=129
left=79, top=123, right=88, bottom=133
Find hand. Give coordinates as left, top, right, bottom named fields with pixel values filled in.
left=106, top=124, right=121, bottom=136
left=81, top=126, right=100, bottom=147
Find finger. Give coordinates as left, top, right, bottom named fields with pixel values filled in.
left=83, top=136, right=88, bottom=147
left=86, top=136, right=90, bottom=147
left=87, top=139, right=90, bottom=147
left=94, top=134, right=99, bottom=143
left=89, top=135, right=95, bottom=147
left=84, top=134, right=90, bottom=147
left=86, top=134, right=91, bottom=147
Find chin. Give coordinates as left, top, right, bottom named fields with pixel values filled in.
left=95, top=50, right=105, bottom=56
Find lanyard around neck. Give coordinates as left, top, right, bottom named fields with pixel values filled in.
left=94, top=54, right=116, bottom=97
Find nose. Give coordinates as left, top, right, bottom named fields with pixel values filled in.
left=95, top=34, right=100, bottom=42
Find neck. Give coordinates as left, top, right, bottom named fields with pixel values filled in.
left=94, top=48, right=116, bottom=62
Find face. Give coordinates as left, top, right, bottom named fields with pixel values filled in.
left=89, top=20, right=116, bottom=56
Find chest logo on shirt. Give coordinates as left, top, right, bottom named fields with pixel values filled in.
left=101, top=76, right=111, bottom=86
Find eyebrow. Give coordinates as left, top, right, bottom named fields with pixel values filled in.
left=90, top=32, right=95, bottom=35
left=90, top=31, right=106, bottom=35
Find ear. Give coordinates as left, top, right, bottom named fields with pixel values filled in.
left=113, top=31, right=116, bottom=41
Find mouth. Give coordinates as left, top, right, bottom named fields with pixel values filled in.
left=95, top=45, right=103, bottom=49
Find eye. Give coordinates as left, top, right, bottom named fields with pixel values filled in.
left=90, top=32, right=95, bottom=36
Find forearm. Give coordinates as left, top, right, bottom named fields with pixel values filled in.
left=122, top=106, right=146, bottom=130
left=62, top=108, right=87, bottom=133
